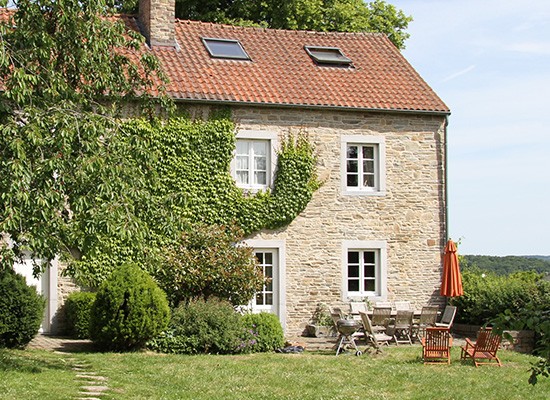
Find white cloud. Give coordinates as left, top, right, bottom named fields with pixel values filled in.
left=503, top=42, right=550, bottom=55
left=440, top=65, right=476, bottom=83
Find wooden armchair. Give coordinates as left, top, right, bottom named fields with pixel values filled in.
left=371, top=306, right=392, bottom=334
left=460, top=327, right=502, bottom=367
left=359, top=311, right=392, bottom=353
left=422, top=327, right=453, bottom=364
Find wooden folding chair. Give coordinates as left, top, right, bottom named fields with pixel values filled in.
left=460, top=327, right=502, bottom=367
left=422, top=327, right=453, bottom=364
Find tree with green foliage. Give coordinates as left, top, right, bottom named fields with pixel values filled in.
left=462, top=255, right=550, bottom=276
left=155, top=223, right=264, bottom=307
left=119, top=0, right=412, bottom=49
left=0, top=0, right=169, bottom=274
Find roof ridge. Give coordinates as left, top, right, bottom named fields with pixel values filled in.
left=175, top=18, right=386, bottom=38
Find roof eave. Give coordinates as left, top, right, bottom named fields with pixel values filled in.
left=173, top=97, right=451, bottom=116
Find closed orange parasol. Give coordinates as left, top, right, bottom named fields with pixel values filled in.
left=440, top=239, right=464, bottom=297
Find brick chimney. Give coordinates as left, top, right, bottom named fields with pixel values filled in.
left=139, top=0, right=176, bottom=47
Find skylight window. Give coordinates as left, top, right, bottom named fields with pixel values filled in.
left=304, top=46, right=352, bottom=66
left=202, top=37, right=250, bottom=60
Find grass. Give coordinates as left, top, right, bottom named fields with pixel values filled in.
left=1, top=346, right=550, bottom=399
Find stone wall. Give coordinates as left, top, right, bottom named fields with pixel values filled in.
left=186, top=104, right=448, bottom=335
left=50, top=263, right=80, bottom=335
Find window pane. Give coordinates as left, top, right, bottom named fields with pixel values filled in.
left=347, top=145, right=358, bottom=159
left=348, top=251, right=359, bottom=264
left=363, top=175, right=375, bottom=188
left=364, top=251, right=375, bottom=264
left=203, top=38, right=249, bottom=60
left=364, top=265, right=375, bottom=277
left=265, top=293, right=273, bottom=305
left=256, top=252, right=264, bottom=264
left=347, top=160, right=358, bottom=173
left=363, top=160, right=374, bottom=173
left=255, top=156, right=266, bottom=171
left=348, top=265, right=359, bottom=278
left=347, top=174, right=358, bottom=187
left=256, top=293, right=264, bottom=305
left=348, top=280, right=360, bottom=292
left=255, top=171, right=267, bottom=185
left=265, top=253, right=273, bottom=265
left=237, top=155, right=249, bottom=170
left=237, top=171, right=249, bottom=184
left=266, top=280, right=273, bottom=291
left=362, top=146, right=374, bottom=159
left=364, top=280, right=375, bottom=292
left=252, top=141, right=267, bottom=156
left=265, top=266, right=273, bottom=279
left=236, top=140, right=249, bottom=154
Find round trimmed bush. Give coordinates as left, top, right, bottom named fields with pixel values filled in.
left=64, top=291, right=96, bottom=339
left=0, top=268, right=45, bottom=349
left=242, top=312, right=284, bottom=352
left=90, top=263, right=169, bottom=351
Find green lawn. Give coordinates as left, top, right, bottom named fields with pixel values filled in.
left=2, top=346, right=549, bottom=399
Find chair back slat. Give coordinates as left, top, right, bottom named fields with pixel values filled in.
left=474, top=328, right=502, bottom=353
left=372, top=307, right=392, bottom=327
left=419, top=306, right=438, bottom=325
left=440, top=305, right=457, bottom=325
left=359, top=311, right=374, bottom=335
left=425, top=327, right=451, bottom=351
left=394, top=310, right=414, bottom=325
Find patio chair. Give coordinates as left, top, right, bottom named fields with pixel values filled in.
left=371, top=306, right=392, bottom=334
left=422, top=327, right=453, bottom=364
left=389, top=310, right=414, bottom=345
left=359, top=311, right=393, bottom=353
left=460, top=327, right=502, bottom=367
left=435, top=305, right=457, bottom=329
left=349, top=302, right=368, bottom=319
left=412, top=306, right=439, bottom=340
left=394, top=301, right=411, bottom=311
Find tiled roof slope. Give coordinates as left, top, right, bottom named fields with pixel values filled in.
left=151, top=19, right=449, bottom=114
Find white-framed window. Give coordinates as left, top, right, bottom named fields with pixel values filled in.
left=342, top=240, right=387, bottom=301
left=341, top=135, right=386, bottom=196
left=231, top=131, right=278, bottom=190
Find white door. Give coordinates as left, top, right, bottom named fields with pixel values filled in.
left=251, top=249, right=278, bottom=316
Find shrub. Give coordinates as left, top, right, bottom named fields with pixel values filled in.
left=90, top=263, right=170, bottom=351
left=148, top=297, right=243, bottom=354
left=0, top=268, right=45, bottom=349
left=242, top=313, right=284, bottom=353
left=450, top=269, right=543, bottom=325
left=64, top=292, right=96, bottom=339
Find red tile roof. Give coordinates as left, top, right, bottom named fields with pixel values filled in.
left=150, top=19, right=450, bottom=114
left=1, top=7, right=449, bottom=114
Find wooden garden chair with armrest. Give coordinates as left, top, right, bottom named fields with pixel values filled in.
left=412, top=306, right=439, bottom=341
left=371, top=306, right=392, bottom=334
left=460, top=327, right=502, bottom=367
left=359, top=311, right=392, bottom=353
left=421, top=327, right=453, bottom=364
left=435, top=305, right=457, bottom=329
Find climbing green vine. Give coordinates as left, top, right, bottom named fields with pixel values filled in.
left=66, top=117, right=320, bottom=286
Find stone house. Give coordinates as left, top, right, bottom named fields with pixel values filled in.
left=13, top=0, right=450, bottom=336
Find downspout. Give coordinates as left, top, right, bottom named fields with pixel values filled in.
left=444, top=115, right=450, bottom=243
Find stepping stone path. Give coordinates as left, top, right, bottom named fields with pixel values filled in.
left=56, top=353, right=110, bottom=399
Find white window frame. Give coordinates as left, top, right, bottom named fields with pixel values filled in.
left=342, top=240, right=387, bottom=302
left=341, top=135, right=386, bottom=196
left=242, top=239, right=286, bottom=332
left=231, top=130, right=278, bottom=191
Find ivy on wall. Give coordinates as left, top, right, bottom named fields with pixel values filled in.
left=67, top=117, right=320, bottom=286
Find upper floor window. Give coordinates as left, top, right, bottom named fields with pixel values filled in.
left=341, top=135, right=386, bottom=196
left=236, top=139, right=268, bottom=188
left=232, top=131, right=278, bottom=191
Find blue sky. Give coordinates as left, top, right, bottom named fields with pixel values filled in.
left=391, top=0, right=550, bottom=256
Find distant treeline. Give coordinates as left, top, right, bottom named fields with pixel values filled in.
left=462, top=255, right=550, bottom=276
